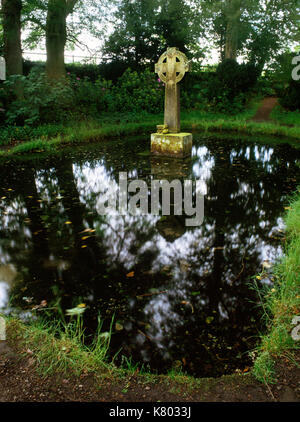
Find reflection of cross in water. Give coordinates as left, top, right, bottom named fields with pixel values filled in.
left=155, top=47, right=191, bottom=133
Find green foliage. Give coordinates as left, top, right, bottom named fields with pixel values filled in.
left=278, top=79, right=300, bottom=112
left=23, top=60, right=46, bottom=76
left=271, top=106, right=300, bottom=127
left=103, top=0, right=198, bottom=67
left=6, top=314, right=113, bottom=376
left=68, top=73, right=112, bottom=116
left=0, top=123, right=64, bottom=146
left=255, top=73, right=275, bottom=97
left=106, top=68, right=164, bottom=114
left=0, top=67, right=166, bottom=125
left=24, top=59, right=131, bottom=83
left=197, top=0, right=300, bottom=70
left=252, top=189, right=300, bottom=384
left=205, top=59, right=259, bottom=112
left=2, top=108, right=300, bottom=158
left=97, top=60, right=130, bottom=82
left=269, top=52, right=298, bottom=95
left=0, top=59, right=296, bottom=128
left=252, top=351, right=276, bottom=384
left=1, top=69, right=74, bottom=125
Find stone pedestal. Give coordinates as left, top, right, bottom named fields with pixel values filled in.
left=152, top=48, right=192, bottom=159
left=151, top=132, right=192, bottom=158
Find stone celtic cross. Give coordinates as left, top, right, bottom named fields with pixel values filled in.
left=155, top=47, right=191, bottom=133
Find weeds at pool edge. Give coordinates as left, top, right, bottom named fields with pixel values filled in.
left=251, top=187, right=300, bottom=385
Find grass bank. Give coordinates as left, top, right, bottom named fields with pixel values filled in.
left=271, top=105, right=300, bottom=127
left=0, top=104, right=299, bottom=157
left=4, top=314, right=113, bottom=377
left=253, top=188, right=300, bottom=384
left=2, top=315, right=262, bottom=401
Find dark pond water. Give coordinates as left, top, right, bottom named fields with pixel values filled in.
left=0, top=134, right=299, bottom=378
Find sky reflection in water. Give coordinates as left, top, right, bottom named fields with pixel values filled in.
left=0, top=135, right=299, bottom=377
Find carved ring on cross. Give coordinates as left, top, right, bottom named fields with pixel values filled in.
left=155, top=47, right=191, bottom=84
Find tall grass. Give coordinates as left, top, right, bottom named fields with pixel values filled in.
left=253, top=188, right=300, bottom=383
left=6, top=314, right=114, bottom=376
left=271, top=106, right=300, bottom=127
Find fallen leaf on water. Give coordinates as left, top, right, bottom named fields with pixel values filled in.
left=181, top=301, right=194, bottom=313
left=65, top=221, right=72, bottom=225
left=115, top=322, right=124, bottom=331
left=126, top=271, right=135, bottom=278
left=79, top=228, right=95, bottom=234
left=66, top=306, right=86, bottom=316
left=206, top=316, right=214, bottom=324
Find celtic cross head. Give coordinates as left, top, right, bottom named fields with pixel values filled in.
left=155, top=47, right=191, bottom=85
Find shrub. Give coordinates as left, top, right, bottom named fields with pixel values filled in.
left=279, top=79, right=300, bottom=111
left=205, top=59, right=260, bottom=113
left=0, top=124, right=64, bottom=146
left=256, top=72, right=276, bottom=97
left=68, top=74, right=112, bottom=116
left=68, top=68, right=164, bottom=115
left=107, top=68, right=164, bottom=114
left=1, top=69, right=74, bottom=126
left=180, top=71, right=216, bottom=110
left=268, top=52, right=297, bottom=96
left=23, top=60, right=128, bottom=83
left=217, top=60, right=259, bottom=96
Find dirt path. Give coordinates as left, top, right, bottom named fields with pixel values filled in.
left=252, top=97, right=279, bottom=123
left=1, top=340, right=300, bottom=402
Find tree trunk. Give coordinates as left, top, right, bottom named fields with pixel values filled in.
left=225, top=20, right=238, bottom=60
left=45, top=0, right=68, bottom=80
left=220, top=30, right=225, bottom=62
left=224, top=0, right=242, bottom=61
left=1, top=0, right=23, bottom=77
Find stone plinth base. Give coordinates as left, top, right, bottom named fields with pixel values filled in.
left=151, top=133, right=192, bottom=158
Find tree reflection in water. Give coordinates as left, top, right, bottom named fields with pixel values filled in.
left=0, top=136, right=299, bottom=377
